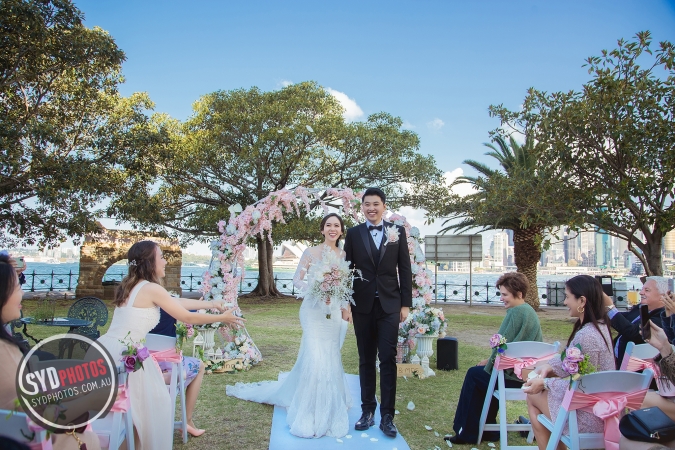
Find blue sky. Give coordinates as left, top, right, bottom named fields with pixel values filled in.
left=75, top=0, right=675, bottom=252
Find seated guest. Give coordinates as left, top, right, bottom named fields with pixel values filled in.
left=0, top=254, right=101, bottom=450
left=619, top=320, right=675, bottom=449
left=446, top=272, right=543, bottom=445
left=603, top=276, right=666, bottom=368
left=524, top=275, right=615, bottom=450
left=150, top=308, right=207, bottom=437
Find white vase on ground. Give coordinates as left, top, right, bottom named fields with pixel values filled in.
left=201, top=328, right=217, bottom=358
left=415, top=333, right=438, bottom=377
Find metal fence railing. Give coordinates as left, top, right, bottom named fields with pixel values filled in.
left=22, top=271, right=643, bottom=307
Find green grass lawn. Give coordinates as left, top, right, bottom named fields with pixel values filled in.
left=18, top=297, right=574, bottom=450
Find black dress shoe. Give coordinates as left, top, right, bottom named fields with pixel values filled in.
left=379, top=414, right=397, bottom=438
left=445, top=434, right=471, bottom=444
left=355, top=411, right=374, bottom=431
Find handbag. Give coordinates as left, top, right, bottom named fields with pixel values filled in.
left=619, top=407, right=675, bottom=443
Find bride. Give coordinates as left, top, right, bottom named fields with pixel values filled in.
left=227, top=213, right=353, bottom=438
left=97, top=240, right=245, bottom=449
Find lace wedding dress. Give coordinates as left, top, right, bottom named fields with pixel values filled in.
left=97, top=280, right=173, bottom=449
left=226, top=247, right=352, bottom=438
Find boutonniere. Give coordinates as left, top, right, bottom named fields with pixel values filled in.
left=383, top=225, right=400, bottom=246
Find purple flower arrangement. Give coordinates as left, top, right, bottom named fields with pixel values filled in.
left=489, top=333, right=508, bottom=353
left=560, top=344, right=597, bottom=387
left=120, top=333, right=150, bottom=373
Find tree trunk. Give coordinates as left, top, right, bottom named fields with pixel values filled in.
left=643, top=230, right=664, bottom=276
left=247, top=236, right=282, bottom=297
left=513, top=227, right=542, bottom=310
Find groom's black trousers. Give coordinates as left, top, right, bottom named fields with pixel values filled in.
left=352, top=296, right=399, bottom=418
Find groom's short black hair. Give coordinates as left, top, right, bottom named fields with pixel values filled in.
left=362, top=187, right=386, bottom=204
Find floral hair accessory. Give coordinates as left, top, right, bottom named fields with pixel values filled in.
left=383, top=225, right=400, bottom=246
left=489, top=333, right=508, bottom=353
left=128, top=260, right=137, bottom=266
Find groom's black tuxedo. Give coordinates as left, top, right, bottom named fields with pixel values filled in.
left=344, top=221, right=413, bottom=419
left=346, top=221, right=413, bottom=314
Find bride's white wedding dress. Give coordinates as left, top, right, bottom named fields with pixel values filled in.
left=97, top=280, right=172, bottom=449
left=226, top=247, right=352, bottom=438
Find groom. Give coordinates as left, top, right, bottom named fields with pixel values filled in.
left=344, top=187, right=412, bottom=438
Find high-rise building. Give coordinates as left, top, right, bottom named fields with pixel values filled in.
left=491, top=231, right=509, bottom=267
left=665, top=230, right=675, bottom=259
left=579, top=230, right=596, bottom=267
left=565, top=229, right=580, bottom=263
left=595, top=231, right=612, bottom=267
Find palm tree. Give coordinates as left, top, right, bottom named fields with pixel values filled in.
left=437, top=135, right=572, bottom=309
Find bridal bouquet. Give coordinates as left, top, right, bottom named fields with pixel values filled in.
left=302, top=247, right=361, bottom=319
left=561, top=344, right=597, bottom=387
left=119, top=333, right=150, bottom=373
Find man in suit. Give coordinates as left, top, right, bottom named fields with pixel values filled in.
left=603, top=276, right=667, bottom=368
left=344, top=187, right=412, bottom=438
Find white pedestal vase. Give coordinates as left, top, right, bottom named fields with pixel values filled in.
left=201, top=328, right=217, bottom=359
left=415, top=334, right=438, bottom=377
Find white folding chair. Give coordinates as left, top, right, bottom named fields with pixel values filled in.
left=620, top=341, right=659, bottom=371
left=478, top=341, right=560, bottom=450
left=91, top=365, right=135, bottom=450
left=539, top=370, right=653, bottom=450
left=0, top=410, right=51, bottom=449
left=145, top=333, right=188, bottom=444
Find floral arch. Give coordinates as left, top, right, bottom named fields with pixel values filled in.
left=198, top=187, right=442, bottom=372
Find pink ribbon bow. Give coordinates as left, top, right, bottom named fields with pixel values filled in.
left=561, top=389, right=647, bottom=450
left=626, top=356, right=657, bottom=373
left=494, top=354, right=556, bottom=380
left=111, top=384, right=130, bottom=413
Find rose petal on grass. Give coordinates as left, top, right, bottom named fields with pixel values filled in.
left=361, top=433, right=368, bottom=438
left=336, top=438, right=343, bottom=443
left=407, top=401, right=415, bottom=411
left=446, top=441, right=452, bottom=448
left=306, top=125, right=314, bottom=133
left=394, top=409, right=400, bottom=415
left=370, top=438, right=378, bottom=442
left=424, top=425, right=432, bottom=431
left=434, top=431, right=440, bottom=437
left=345, top=435, right=351, bottom=439
left=488, top=444, right=496, bottom=448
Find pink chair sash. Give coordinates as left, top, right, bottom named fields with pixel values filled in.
left=148, top=347, right=182, bottom=373
left=494, top=353, right=556, bottom=380
left=561, top=389, right=648, bottom=450
left=111, top=384, right=130, bottom=413
left=626, top=356, right=658, bottom=373
left=25, top=417, right=53, bottom=450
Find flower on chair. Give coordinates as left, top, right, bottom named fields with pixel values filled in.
left=561, top=344, right=597, bottom=387
left=489, top=334, right=508, bottom=353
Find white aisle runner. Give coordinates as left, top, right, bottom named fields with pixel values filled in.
left=269, top=374, right=410, bottom=450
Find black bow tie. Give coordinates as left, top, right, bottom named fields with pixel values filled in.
left=368, top=225, right=383, bottom=231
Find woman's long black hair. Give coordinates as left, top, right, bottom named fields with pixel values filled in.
left=0, top=254, right=27, bottom=354
left=565, top=275, right=613, bottom=353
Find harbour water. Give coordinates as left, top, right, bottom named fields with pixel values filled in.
left=23, top=262, right=645, bottom=303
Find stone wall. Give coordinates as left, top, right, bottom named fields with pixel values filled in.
left=76, top=227, right=182, bottom=300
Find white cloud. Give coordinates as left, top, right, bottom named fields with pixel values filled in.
left=402, top=121, right=416, bottom=130
left=427, top=118, right=445, bottom=130
left=279, top=80, right=293, bottom=87
left=443, top=168, right=474, bottom=197
left=326, top=88, right=364, bottom=121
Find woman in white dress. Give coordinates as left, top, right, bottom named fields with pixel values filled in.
left=227, top=213, right=353, bottom=438
left=97, top=240, right=245, bottom=449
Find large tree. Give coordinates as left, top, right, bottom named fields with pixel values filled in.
left=422, top=135, right=580, bottom=309
left=0, top=0, right=163, bottom=247
left=490, top=31, right=675, bottom=275
left=110, top=82, right=442, bottom=296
